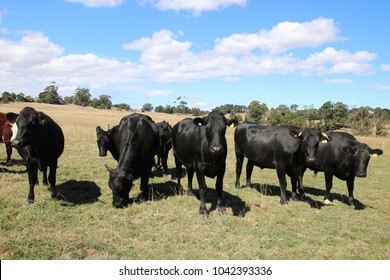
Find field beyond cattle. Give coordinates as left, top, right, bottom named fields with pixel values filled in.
left=0, top=103, right=389, bottom=260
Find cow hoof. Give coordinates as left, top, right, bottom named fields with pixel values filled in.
left=324, top=199, right=334, bottom=206
left=199, top=208, right=208, bottom=217
left=187, top=190, right=195, bottom=197
left=28, top=199, right=34, bottom=204
left=218, top=206, right=226, bottom=214
left=291, top=193, right=301, bottom=202
left=280, top=200, right=288, bottom=206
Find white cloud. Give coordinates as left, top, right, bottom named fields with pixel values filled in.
left=66, top=0, right=125, bottom=8
left=325, top=78, right=354, bottom=84
left=123, top=29, right=192, bottom=67
left=215, top=18, right=340, bottom=54
left=0, top=8, right=10, bottom=23
left=380, top=64, right=390, bottom=71
left=139, top=0, right=247, bottom=16
left=374, top=84, right=390, bottom=91
left=222, top=76, right=240, bottom=82
left=145, top=89, right=176, bottom=96
left=301, top=47, right=376, bottom=75
left=0, top=31, right=64, bottom=68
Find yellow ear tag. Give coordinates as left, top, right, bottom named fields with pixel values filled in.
left=321, top=139, right=328, bottom=143
left=372, top=153, right=378, bottom=158
left=229, top=123, right=235, bottom=128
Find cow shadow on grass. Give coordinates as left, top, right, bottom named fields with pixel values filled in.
left=56, top=180, right=102, bottom=206
left=242, top=183, right=326, bottom=210
left=0, top=159, right=27, bottom=174
left=150, top=167, right=178, bottom=178
left=303, top=186, right=366, bottom=210
left=183, top=188, right=250, bottom=217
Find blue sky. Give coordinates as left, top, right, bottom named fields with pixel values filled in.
left=1, top=0, right=389, bottom=110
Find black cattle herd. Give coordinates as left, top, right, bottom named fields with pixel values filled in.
left=1, top=106, right=384, bottom=215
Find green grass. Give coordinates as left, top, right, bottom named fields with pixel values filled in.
left=0, top=103, right=389, bottom=260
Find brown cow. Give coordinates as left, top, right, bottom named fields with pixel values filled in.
left=0, top=112, right=17, bottom=164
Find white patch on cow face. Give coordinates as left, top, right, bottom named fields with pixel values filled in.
left=10, top=123, right=18, bottom=142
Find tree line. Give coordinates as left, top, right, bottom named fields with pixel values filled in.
left=1, top=83, right=389, bottom=136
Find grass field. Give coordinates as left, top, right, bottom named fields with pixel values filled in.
left=0, top=103, right=389, bottom=260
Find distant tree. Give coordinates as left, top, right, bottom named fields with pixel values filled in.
left=155, top=105, right=164, bottom=113
left=38, top=82, right=63, bottom=104
left=98, top=94, right=112, bottom=109
left=114, top=103, right=131, bottom=111
left=141, top=103, right=154, bottom=112
left=73, top=87, right=91, bottom=107
left=1, top=91, right=13, bottom=103
left=63, top=96, right=74, bottom=104
left=246, top=100, right=268, bottom=123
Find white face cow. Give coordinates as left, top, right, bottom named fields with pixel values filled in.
left=10, top=122, right=18, bottom=142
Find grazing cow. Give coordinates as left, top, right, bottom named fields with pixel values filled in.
left=172, top=110, right=238, bottom=216
left=155, top=121, right=172, bottom=176
left=105, top=113, right=159, bottom=208
left=234, top=122, right=330, bottom=205
left=0, top=112, right=14, bottom=163
left=11, top=107, right=64, bottom=203
left=96, top=125, right=119, bottom=160
left=306, top=131, right=383, bottom=209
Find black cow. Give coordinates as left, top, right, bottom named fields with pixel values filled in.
left=155, top=121, right=172, bottom=176
left=96, top=125, right=119, bottom=160
left=306, top=131, right=383, bottom=209
left=234, top=122, right=330, bottom=205
left=11, top=107, right=64, bottom=203
left=105, top=113, right=159, bottom=208
left=172, top=110, right=238, bottom=216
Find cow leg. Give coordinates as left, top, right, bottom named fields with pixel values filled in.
left=324, top=172, right=334, bottom=206
left=174, top=156, right=183, bottom=195
left=187, top=168, right=195, bottom=196
left=26, top=162, right=38, bottom=204
left=195, top=169, right=208, bottom=216
left=276, top=165, right=288, bottom=205
left=346, top=176, right=356, bottom=209
left=140, top=173, right=150, bottom=201
left=42, top=166, right=49, bottom=186
left=235, top=154, right=244, bottom=189
left=48, top=163, right=58, bottom=200
left=215, top=170, right=226, bottom=214
left=5, top=142, right=12, bottom=164
left=290, top=177, right=300, bottom=201
left=245, top=161, right=254, bottom=188
left=162, top=152, right=169, bottom=177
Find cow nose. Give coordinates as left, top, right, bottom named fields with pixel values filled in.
left=211, top=145, right=222, bottom=154
left=306, top=157, right=316, bottom=164
left=356, top=171, right=367, bottom=177
left=99, top=151, right=107, bottom=157
left=12, top=139, right=21, bottom=148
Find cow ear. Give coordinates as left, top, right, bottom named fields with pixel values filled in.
left=227, top=119, right=239, bottom=128
left=96, top=126, right=102, bottom=134
left=105, top=164, right=115, bottom=174
left=37, top=113, right=48, bottom=125
left=370, top=148, right=383, bottom=157
left=290, top=129, right=303, bottom=138
left=193, top=117, right=206, bottom=127
left=320, top=132, right=332, bottom=143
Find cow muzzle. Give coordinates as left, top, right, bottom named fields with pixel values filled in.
left=12, top=139, right=23, bottom=148
left=306, top=157, right=317, bottom=164
left=210, top=145, right=223, bottom=155
left=356, top=171, right=367, bottom=177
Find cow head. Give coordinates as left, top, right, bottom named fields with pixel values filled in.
left=12, top=107, right=48, bottom=148
left=291, top=128, right=331, bottom=164
left=96, top=126, right=110, bottom=156
left=193, top=110, right=238, bottom=155
left=343, top=144, right=383, bottom=177
left=105, top=165, right=132, bottom=208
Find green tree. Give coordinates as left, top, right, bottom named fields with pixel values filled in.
left=38, top=82, right=63, bottom=104
left=141, top=103, right=154, bottom=112
left=73, top=87, right=91, bottom=107
left=98, top=94, right=112, bottom=109
left=246, top=101, right=268, bottom=124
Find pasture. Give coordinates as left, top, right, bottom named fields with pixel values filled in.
left=0, top=103, right=389, bottom=260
